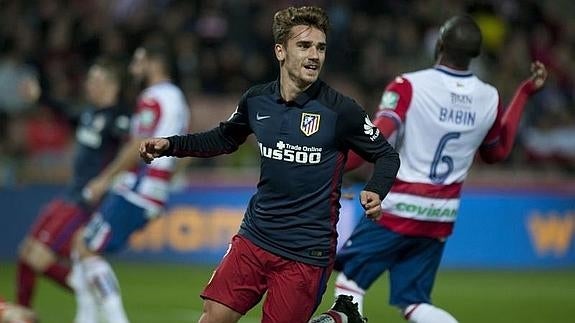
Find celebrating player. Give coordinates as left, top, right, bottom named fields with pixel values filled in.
left=333, top=15, right=548, bottom=323
left=16, top=58, right=129, bottom=308
left=139, top=6, right=399, bottom=323
left=69, top=41, right=190, bottom=323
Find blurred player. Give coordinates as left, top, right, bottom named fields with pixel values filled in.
left=15, top=58, right=129, bottom=308
left=0, top=297, right=36, bottom=323
left=69, top=41, right=189, bottom=323
left=333, top=15, right=548, bottom=323
left=139, top=6, right=399, bottom=323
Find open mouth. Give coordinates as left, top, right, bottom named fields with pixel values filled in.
left=304, top=64, right=319, bottom=71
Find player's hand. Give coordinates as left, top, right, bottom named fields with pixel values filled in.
left=139, top=138, right=170, bottom=164
left=360, top=190, right=382, bottom=221
left=527, top=61, right=547, bottom=93
left=83, top=176, right=109, bottom=206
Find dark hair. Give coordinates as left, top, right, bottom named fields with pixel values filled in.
left=92, top=57, right=124, bottom=86
left=438, top=15, right=482, bottom=68
left=272, top=6, right=330, bottom=45
left=142, top=41, right=174, bottom=72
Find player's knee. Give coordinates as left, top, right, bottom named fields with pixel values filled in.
left=18, top=238, right=56, bottom=272
left=72, top=228, right=93, bottom=259
left=403, top=303, right=458, bottom=323
left=198, top=300, right=241, bottom=323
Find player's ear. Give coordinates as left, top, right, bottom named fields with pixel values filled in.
left=274, top=43, right=285, bottom=62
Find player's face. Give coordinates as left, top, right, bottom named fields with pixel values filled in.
left=278, top=25, right=326, bottom=87
left=85, top=65, right=112, bottom=107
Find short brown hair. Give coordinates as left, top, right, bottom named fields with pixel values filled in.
left=272, top=6, right=330, bottom=45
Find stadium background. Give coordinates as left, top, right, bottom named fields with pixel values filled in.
left=1, top=0, right=574, bottom=322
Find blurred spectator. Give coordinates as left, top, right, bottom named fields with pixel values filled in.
left=0, top=0, right=573, bottom=184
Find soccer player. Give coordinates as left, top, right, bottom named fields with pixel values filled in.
left=69, top=42, right=190, bottom=323
left=333, top=15, right=548, bottom=323
left=15, top=58, right=129, bottom=308
left=139, top=6, right=400, bottom=323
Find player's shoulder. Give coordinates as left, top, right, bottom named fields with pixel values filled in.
left=242, top=80, right=277, bottom=99
left=472, top=74, right=499, bottom=97
left=316, top=80, right=363, bottom=114
left=401, top=67, right=437, bottom=83
left=145, top=82, right=185, bottom=99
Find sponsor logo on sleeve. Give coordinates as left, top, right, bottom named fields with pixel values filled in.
left=363, top=116, right=380, bottom=141
left=380, top=91, right=399, bottom=110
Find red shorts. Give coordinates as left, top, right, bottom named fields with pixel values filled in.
left=201, top=234, right=333, bottom=323
left=29, top=198, right=91, bottom=257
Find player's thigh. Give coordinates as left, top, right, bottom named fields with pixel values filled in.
left=335, top=217, right=402, bottom=289
left=388, top=237, right=445, bottom=308
left=198, top=299, right=242, bottom=323
left=263, top=260, right=331, bottom=323
left=18, top=237, right=58, bottom=271
left=82, top=193, right=148, bottom=254
left=201, top=235, right=267, bottom=315
left=26, top=198, right=91, bottom=257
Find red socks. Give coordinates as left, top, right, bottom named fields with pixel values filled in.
left=16, top=260, right=36, bottom=307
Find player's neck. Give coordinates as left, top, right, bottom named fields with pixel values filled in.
left=147, top=74, right=171, bottom=86
left=437, top=59, right=469, bottom=71
left=279, top=72, right=312, bottom=102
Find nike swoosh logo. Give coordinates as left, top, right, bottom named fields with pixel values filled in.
left=256, top=113, right=271, bottom=121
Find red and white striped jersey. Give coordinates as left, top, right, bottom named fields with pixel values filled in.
left=376, top=65, right=501, bottom=237
left=116, top=81, right=189, bottom=216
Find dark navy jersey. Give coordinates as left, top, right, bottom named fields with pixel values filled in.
left=167, top=80, right=399, bottom=266
left=66, top=106, right=130, bottom=205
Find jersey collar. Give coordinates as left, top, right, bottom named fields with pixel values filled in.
left=434, top=65, right=473, bottom=77
left=274, top=79, right=322, bottom=107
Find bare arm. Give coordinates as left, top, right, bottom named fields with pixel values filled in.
left=84, top=138, right=142, bottom=204
left=479, top=61, right=547, bottom=163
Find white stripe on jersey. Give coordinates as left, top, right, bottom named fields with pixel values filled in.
left=381, top=192, right=460, bottom=223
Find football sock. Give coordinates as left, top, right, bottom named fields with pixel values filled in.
left=43, top=262, right=72, bottom=291
left=83, top=256, right=129, bottom=323
left=16, top=260, right=36, bottom=307
left=69, top=258, right=98, bottom=323
left=334, top=273, right=365, bottom=315
left=404, top=303, right=458, bottom=323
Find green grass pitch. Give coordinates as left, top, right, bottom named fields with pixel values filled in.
left=1, top=262, right=574, bottom=322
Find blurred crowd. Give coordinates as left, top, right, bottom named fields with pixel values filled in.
left=0, top=0, right=574, bottom=186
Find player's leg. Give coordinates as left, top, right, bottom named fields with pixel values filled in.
left=333, top=217, right=400, bottom=314
left=16, top=199, right=88, bottom=306
left=199, top=235, right=266, bottom=323
left=72, top=193, right=148, bottom=323
left=0, top=297, right=37, bottom=323
left=388, top=237, right=457, bottom=323
left=310, top=295, right=365, bottom=323
left=262, top=256, right=331, bottom=323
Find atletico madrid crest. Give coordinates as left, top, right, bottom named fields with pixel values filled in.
left=300, top=113, right=320, bottom=136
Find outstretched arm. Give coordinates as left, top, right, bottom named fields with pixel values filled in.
left=479, top=61, right=547, bottom=163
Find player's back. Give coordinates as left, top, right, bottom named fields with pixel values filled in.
left=377, top=66, right=499, bottom=237
left=399, top=66, right=498, bottom=185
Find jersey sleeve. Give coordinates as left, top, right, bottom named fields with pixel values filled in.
left=339, top=102, right=400, bottom=198
left=165, top=91, right=253, bottom=157
left=480, top=97, right=503, bottom=148
left=132, top=97, right=162, bottom=138
left=374, top=76, right=413, bottom=134
left=344, top=77, right=411, bottom=171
